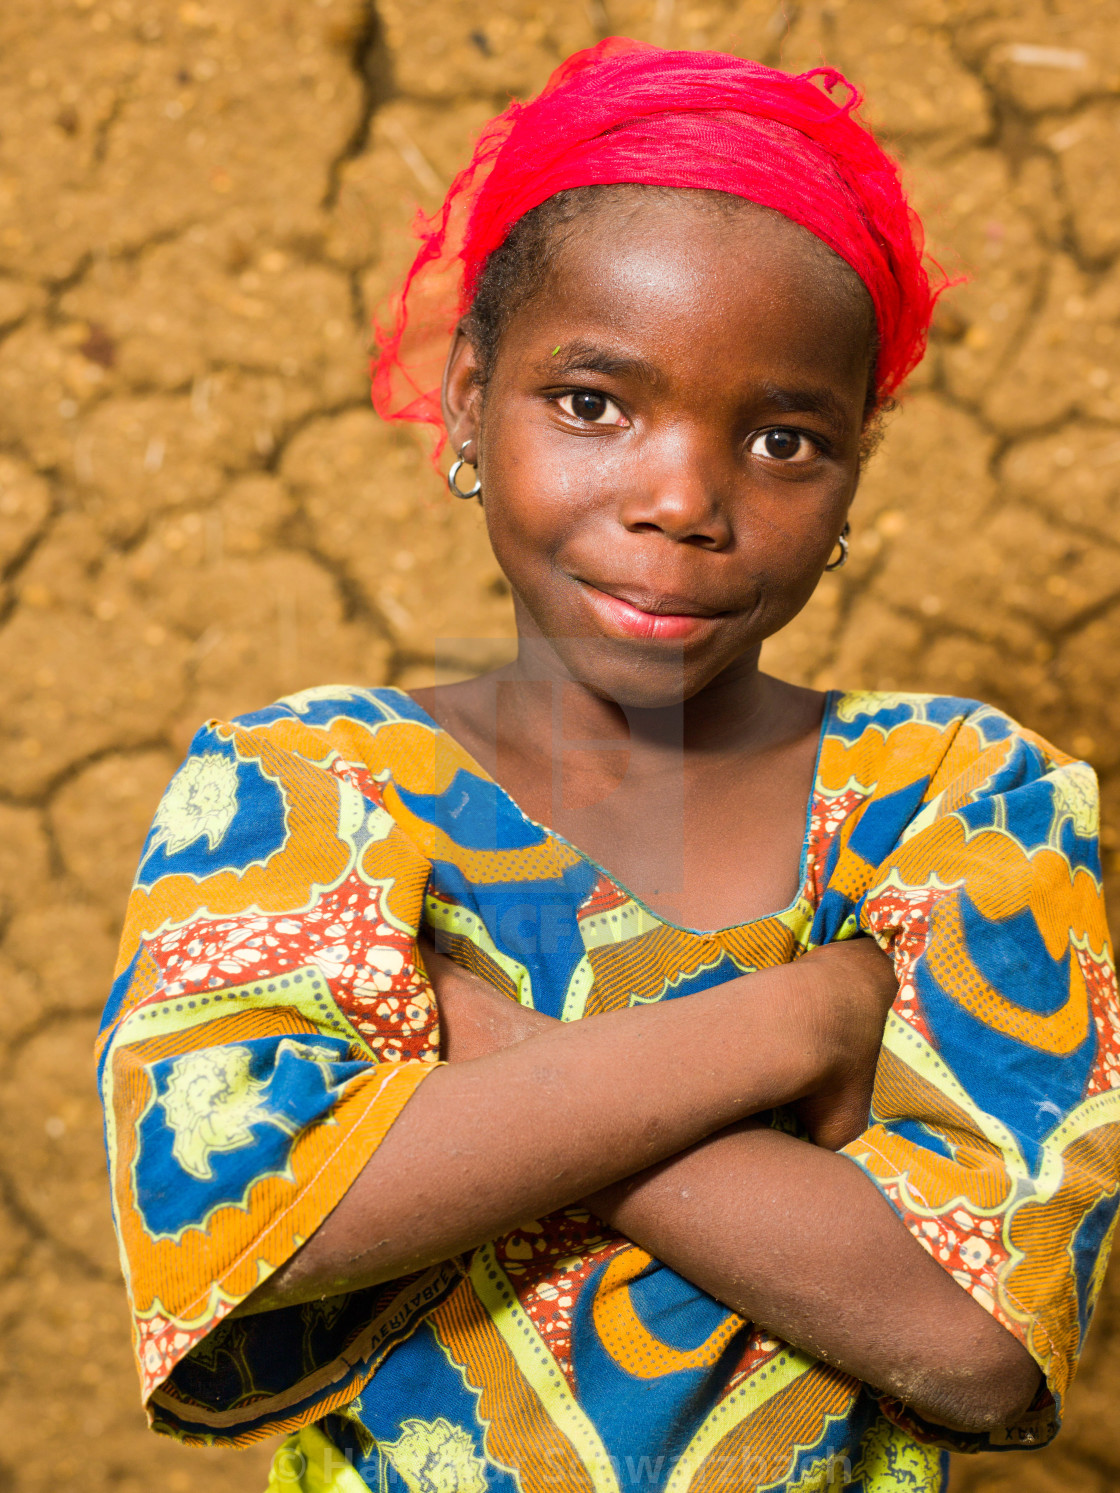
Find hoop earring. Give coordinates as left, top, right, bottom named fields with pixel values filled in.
left=825, top=521, right=850, bottom=571
left=447, top=441, right=482, bottom=500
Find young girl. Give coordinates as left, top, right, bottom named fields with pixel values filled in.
left=97, top=40, right=1118, bottom=1493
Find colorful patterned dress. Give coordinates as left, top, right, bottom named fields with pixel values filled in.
left=97, top=687, right=1119, bottom=1493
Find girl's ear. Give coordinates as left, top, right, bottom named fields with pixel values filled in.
left=441, top=324, right=484, bottom=457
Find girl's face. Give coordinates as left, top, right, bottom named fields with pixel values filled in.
left=444, top=194, right=875, bottom=708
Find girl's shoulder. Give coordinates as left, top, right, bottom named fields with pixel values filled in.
left=232, top=683, right=437, bottom=739
left=221, top=683, right=518, bottom=827
left=828, top=688, right=1022, bottom=738
left=133, top=687, right=464, bottom=901
left=821, top=688, right=1087, bottom=807
left=226, top=683, right=458, bottom=774
left=827, top=689, right=1067, bottom=756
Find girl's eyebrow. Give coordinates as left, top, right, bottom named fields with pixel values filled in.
left=755, top=381, right=852, bottom=432
left=540, top=340, right=665, bottom=388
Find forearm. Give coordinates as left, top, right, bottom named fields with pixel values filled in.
left=587, top=1124, right=1040, bottom=1433
left=238, top=960, right=828, bottom=1314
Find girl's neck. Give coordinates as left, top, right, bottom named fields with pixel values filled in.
left=491, top=635, right=789, bottom=761
left=410, top=633, right=825, bottom=819
left=408, top=644, right=827, bottom=930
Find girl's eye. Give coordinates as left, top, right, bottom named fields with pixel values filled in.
left=749, top=428, right=817, bottom=462
left=557, top=391, right=626, bottom=426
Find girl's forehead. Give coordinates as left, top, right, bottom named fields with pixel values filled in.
left=552, top=191, right=868, bottom=310
left=517, top=197, right=875, bottom=377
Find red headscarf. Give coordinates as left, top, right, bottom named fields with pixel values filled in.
left=371, top=38, right=941, bottom=449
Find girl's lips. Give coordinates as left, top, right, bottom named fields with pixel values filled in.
left=579, top=583, right=723, bottom=642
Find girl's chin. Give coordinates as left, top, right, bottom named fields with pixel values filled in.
left=541, top=635, right=748, bottom=709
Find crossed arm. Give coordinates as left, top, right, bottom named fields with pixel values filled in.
left=238, top=939, right=1040, bottom=1433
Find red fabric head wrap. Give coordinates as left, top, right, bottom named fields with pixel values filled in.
left=371, top=39, right=940, bottom=446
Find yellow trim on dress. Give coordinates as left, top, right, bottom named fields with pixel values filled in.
left=267, top=1423, right=374, bottom=1493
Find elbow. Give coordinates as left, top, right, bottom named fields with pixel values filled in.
left=943, top=1378, right=1041, bottom=1436
left=990, top=1362, right=1044, bottom=1432
left=911, top=1351, right=1042, bottom=1436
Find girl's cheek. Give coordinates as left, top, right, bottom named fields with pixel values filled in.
left=482, top=495, right=563, bottom=585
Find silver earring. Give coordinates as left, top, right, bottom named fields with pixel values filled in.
left=825, top=521, right=850, bottom=571
left=447, top=441, right=482, bottom=500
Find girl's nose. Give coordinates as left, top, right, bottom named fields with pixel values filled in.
left=615, top=431, right=733, bottom=549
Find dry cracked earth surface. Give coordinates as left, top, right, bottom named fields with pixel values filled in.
left=1, top=0, right=1118, bottom=1488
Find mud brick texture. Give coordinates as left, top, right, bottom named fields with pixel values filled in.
left=1, top=1, right=1118, bottom=1488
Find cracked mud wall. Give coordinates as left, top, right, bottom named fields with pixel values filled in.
left=1, top=1, right=1118, bottom=1488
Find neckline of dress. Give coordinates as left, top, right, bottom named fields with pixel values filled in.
left=387, top=686, right=839, bottom=940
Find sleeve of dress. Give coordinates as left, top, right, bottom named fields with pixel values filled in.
left=95, top=709, right=454, bottom=1446
left=819, top=705, right=1119, bottom=1452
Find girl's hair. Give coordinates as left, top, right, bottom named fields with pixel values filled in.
left=371, top=39, right=942, bottom=455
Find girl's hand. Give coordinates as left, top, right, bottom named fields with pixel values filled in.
left=418, top=935, right=558, bottom=1063
left=794, top=938, right=898, bottom=1151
